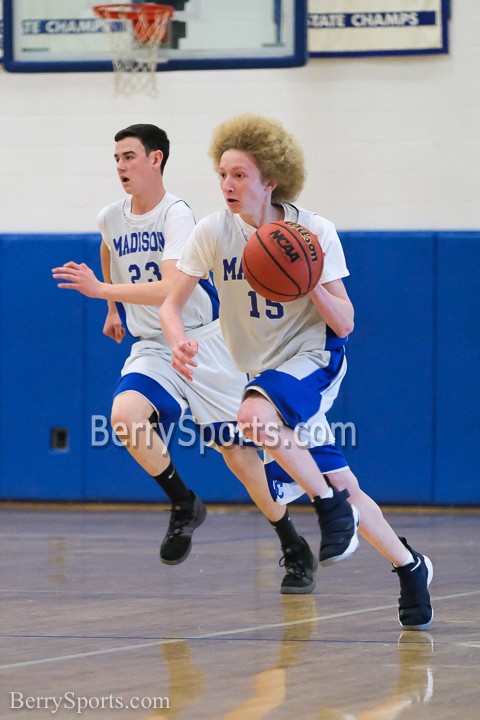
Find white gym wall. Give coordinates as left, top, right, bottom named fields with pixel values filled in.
left=0, top=0, right=478, bottom=233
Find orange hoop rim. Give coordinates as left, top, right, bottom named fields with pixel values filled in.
left=93, top=4, right=174, bottom=21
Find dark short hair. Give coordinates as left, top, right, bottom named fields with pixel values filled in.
left=114, top=124, right=170, bottom=172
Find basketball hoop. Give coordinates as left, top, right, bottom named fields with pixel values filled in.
left=93, top=4, right=174, bottom=96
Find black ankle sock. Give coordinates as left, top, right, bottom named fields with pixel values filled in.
left=270, top=508, right=302, bottom=549
left=152, top=462, right=192, bottom=504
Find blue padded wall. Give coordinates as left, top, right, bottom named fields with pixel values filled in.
left=0, top=231, right=479, bottom=505
left=339, top=232, right=435, bottom=504
left=0, top=235, right=86, bottom=499
left=434, top=233, right=480, bottom=504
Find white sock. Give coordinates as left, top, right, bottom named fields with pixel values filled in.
left=320, top=488, right=334, bottom=500
left=395, top=551, right=415, bottom=568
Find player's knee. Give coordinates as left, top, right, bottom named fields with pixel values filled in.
left=237, top=393, right=278, bottom=443
left=237, top=395, right=258, bottom=433
left=110, top=403, right=129, bottom=430
left=110, top=395, right=149, bottom=433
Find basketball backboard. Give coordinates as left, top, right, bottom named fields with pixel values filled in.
left=2, top=0, right=307, bottom=72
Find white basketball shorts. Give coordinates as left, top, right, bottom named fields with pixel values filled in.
left=114, top=319, right=249, bottom=447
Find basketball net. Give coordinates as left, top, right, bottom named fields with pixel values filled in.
left=93, top=4, right=174, bottom=97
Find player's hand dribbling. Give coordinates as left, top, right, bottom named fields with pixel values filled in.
left=52, top=261, right=103, bottom=299
left=171, top=340, right=198, bottom=381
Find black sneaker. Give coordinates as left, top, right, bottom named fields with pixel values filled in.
left=279, top=537, right=318, bottom=595
left=314, top=488, right=360, bottom=567
left=160, top=492, right=207, bottom=565
left=392, top=537, right=434, bottom=631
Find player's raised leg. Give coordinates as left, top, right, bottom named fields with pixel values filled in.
left=238, top=392, right=360, bottom=566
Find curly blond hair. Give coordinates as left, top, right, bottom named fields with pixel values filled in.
left=208, top=114, right=305, bottom=203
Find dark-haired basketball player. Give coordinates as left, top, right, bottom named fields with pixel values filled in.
left=159, top=113, right=433, bottom=631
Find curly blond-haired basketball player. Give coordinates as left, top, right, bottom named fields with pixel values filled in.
left=159, top=114, right=433, bottom=630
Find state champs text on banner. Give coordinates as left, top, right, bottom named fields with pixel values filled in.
left=309, top=0, right=449, bottom=57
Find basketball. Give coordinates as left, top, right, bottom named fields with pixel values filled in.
left=242, top=221, right=324, bottom=302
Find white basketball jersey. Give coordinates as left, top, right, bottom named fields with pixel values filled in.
left=177, top=204, right=349, bottom=374
left=99, top=193, right=218, bottom=343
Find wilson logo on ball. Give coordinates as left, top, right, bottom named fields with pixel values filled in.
left=242, top=220, right=324, bottom=303
left=286, top=222, right=320, bottom=263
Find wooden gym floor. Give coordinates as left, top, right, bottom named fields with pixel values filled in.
left=1, top=503, right=479, bottom=719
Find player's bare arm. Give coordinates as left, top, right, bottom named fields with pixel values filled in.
left=309, top=278, right=354, bottom=338
left=51, top=241, right=125, bottom=342
left=52, top=257, right=175, bottom=306
left=99, top=241, right=125, bottom=343
left=159, top=269, right=201, bottom=381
